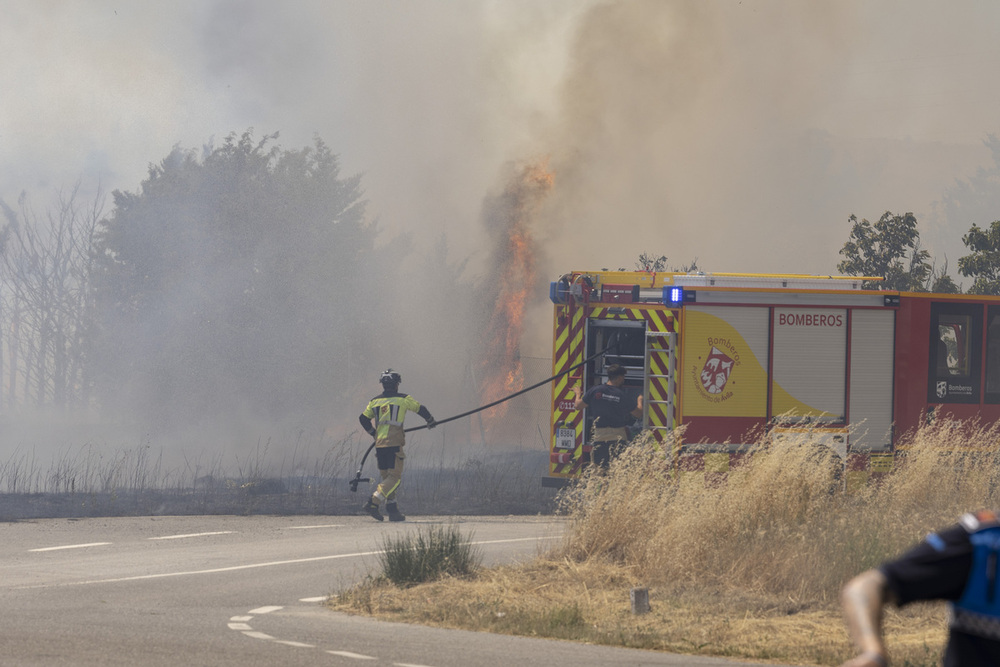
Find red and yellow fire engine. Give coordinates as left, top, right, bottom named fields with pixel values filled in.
left=543, top=269, right=1000, bottom=489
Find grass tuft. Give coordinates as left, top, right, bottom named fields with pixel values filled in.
left=378, top=524, right=482, bottom=587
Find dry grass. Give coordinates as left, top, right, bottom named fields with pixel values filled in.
left=333, top=419, right=1000, bottom=666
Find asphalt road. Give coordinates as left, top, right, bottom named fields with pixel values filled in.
left=0, top=515, right=782, bottom=666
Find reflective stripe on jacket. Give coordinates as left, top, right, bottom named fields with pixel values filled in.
left=361, top=392, right=425, bottom=448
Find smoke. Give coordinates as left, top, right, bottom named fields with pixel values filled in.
left=3, top=0, right=1000, bottom=470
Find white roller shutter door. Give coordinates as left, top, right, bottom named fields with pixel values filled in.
left=849, top=309, right=894, bottom=451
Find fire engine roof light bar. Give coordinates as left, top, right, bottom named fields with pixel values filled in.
left=663, top=286, right=696, bottom=305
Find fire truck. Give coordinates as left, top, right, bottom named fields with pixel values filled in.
left=543, top=269, right=1000, bottom=489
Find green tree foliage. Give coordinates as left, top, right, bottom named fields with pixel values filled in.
left=837, top=211, right=931, bottom=291
left=958, top=221, right=1000, bottom=295
left=931, top=271, right=961, bottom=294
left=90, top=130, right=390, bottom=428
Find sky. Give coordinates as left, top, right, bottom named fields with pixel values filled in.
left=5, top=0, right=1000, bottom=457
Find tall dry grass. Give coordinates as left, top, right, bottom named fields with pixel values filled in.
left=558, top=419, right=1000, bottom=604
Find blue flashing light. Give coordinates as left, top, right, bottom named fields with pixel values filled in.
left=664, top=286, right=684, bottom=304
left=550, top=281, right=569, bottom=304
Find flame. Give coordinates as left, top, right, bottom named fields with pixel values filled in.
left=476, top=159, right=553, bottom=433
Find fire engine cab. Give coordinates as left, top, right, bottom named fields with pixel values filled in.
left=543, top=269, right=1000, bottom=489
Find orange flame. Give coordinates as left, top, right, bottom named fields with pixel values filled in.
left=477, top=159, right=553, bottom=434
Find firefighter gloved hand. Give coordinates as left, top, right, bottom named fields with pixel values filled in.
left=426, top=418, right=437, bottom=429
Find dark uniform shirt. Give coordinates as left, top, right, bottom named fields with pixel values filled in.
left=579, top=383, right=637, bottom=428
left=881, top=522, right=1000, bottom=666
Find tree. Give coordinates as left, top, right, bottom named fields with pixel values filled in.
left=958, top=221, right=1000, bottom=294
left=837, top=211, right=931, bottom=291
left=928, top=259, right=961, bottom=294
left=636, top=253, right=668, bottom=272
left=634, top=254, right=700, bottom=273
left=0, top=185, right=102, bottom=411
left=89, top=130, right=392, bottom=429
left=939, top=135, right=1000, bottom=238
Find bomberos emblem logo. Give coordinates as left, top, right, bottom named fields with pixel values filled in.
left=692, top=338, right=740, bottom=403
left=701, top=346, right=734, bottom=394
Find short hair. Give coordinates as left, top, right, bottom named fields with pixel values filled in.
left=606, top=364, right=626, bottom=379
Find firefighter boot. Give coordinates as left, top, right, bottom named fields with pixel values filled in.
left=386, top=502, right=406, bottom=522
left=363, top=498, right=383, bottom=522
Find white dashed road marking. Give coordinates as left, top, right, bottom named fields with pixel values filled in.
left=283, top=524, right=344, bottom=530
left=221, top=536, right=560, bottom=665
left=327, top=650, right=377, bottom=660
left=29, top=542, right=112, bottom=552
left=248, top=605, right=283, bottom=614
left=230, top=598, right=438, bottom=665
left=150, top=531, right=235, bottom=540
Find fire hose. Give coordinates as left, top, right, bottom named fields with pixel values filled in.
left=348, top=338, right=619, bottom=491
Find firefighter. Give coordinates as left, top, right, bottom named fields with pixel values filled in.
left=358, top=369, right=436, bottom=522
left=573, top=363, right=642, bottom=469
left=840, top=510, right=1000, bottom=666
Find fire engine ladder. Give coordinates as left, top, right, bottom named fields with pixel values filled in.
left=643, top=330, right=677, bottom=438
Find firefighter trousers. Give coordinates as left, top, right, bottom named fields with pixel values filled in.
left=590, top=427, right=628, bottom=469
left=373, top=446, right=405, bottom=503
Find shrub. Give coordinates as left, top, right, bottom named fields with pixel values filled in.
left=379, top=524, right=482, bottom=587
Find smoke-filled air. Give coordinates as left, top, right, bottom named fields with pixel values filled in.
left=4, top=0, right=1000, bottom=485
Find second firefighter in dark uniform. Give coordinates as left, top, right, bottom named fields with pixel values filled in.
left=573, top=363, right=642, bottom=469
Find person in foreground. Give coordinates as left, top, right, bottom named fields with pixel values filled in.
left=358, top=368, right=435, bottom=522
left=840, top=509, right=1000, bottom=666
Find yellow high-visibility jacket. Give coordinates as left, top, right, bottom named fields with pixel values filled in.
left=359, top=391, right=433, bottom=448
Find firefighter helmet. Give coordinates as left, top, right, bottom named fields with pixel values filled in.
left=380, top=369, right=401, bottom=386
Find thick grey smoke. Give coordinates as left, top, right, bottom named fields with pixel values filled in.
left=4, top=0, right=1000, bottom=472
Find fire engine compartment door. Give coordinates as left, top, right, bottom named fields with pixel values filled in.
left=849, top=309, right=894, bottom=450
left=582, top=319, right=645, bottom=438
left=771, top=308, right=847, bottom=424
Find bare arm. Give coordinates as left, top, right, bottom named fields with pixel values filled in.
left=573, top=386, right=586, bottom=411
left=839, top=569, right=893, bottom=667
left=631, top=394, right=643, bottom=418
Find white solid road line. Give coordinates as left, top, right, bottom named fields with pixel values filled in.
left=14, top=550, right=382, bottom=588
left=17, top=535, right=559, bottom=589
left=150, top=531, right=235, bottom=540
left=29, top=542, right=112, bottom=552
left=282, top=524, right=344, bottom=530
